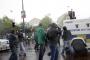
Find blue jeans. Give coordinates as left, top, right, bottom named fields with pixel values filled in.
left=62, top=41, right=69, bottom=54
left=62, top=40, right=74, bottom=54
left=18, top=42, right=26, bottom=55
left=50, top=44, right=58, bottom=60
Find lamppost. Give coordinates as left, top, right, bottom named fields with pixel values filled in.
left=21, top=0, right=26, bottom=33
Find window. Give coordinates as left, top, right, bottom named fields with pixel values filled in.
left=75, top=24, right=78, bottom=28
left=86, top=23, right=90, bottom=27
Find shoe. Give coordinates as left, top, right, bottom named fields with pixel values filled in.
left=24, top=53, right=26, bottom=56
left=47, top=52, right=51, bottom=56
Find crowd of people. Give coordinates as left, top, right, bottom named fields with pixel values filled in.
left=6, top=22, right=87, bottom=60
left=33, top=23, right=72, bottom=60
left=7, top=29, right=26, bottom=60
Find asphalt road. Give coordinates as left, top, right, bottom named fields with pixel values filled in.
left=0, top=46, right=50, bottom=60
left=0, top=39, right=90, bottom=60
left=0, top=45, right=90, bottom=60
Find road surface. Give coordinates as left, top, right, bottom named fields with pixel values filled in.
left=0, top=39, right=90, bottom=60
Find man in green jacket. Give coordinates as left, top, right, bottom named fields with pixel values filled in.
left=34, top=23, right=46, bottom=60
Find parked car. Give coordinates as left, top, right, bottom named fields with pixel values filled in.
left=0, top=39, right=10, bottom=51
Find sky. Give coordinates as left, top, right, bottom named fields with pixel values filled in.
left=0, top=0, right=90, bottom=24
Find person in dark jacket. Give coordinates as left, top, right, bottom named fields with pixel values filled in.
left=17, top=30, right=26, bottom=56
left=61, top=26, right=72, bottom=55
left=47, top=23, right=60, bottom=60
left=8, top=30, right=18, bottom=60
left=47, top=24, right=61, bottom=56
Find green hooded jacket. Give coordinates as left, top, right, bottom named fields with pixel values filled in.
left=34, top=26, right=46, bottom=45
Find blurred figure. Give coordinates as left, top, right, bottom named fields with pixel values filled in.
left=31, top=27, right=35, bottom=44
left=47, top=23, right=60, bottom=60
left=57, top=27, right=62, bottom=46
left=8, top=30, right=18, bottom=60
left=71, top=37, right=87, bottom=56
left=61, top=26, right=72, bottom=55
left=17, top=30, right=26, bottom=56
left=31, top=27, right=39, bottom=51
left=34, top=23, right=46, bottom=60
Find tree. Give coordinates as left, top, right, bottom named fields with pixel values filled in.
left=18, top=22, right=28, bottom=29
left=41, top=16, right=52, bottom=29
left=2, top=16, right=12, bottom=29
left=0, top=19, right=3, bottom=33
left=57, top=12, right=70, bottom=27
left=0, top=16, right=13, bottom=35
left=18, top=22, right=29, bottom=30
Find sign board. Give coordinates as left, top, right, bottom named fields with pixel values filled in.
left=21, top=10, right=26, bottom=18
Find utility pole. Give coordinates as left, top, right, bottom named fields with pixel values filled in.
left=21, top=0, right=26, bottom=33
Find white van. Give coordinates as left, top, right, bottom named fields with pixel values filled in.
left=0, top=39, right=10, bottom=51
left=63, top=19, right=90, bottom=48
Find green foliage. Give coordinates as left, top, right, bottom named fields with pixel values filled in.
left=18, top=22, right=28, bottom=29
left=41, top=16, right=52, bottom=29
left=0, top=20, right=3, bottom=32
left=19, top=22, right=24, bottom=29
left=2, top=16, right=12, bottom=29
left=0, top=16, right=13, bottom=34
left=57, top=13, right=70, bottom=27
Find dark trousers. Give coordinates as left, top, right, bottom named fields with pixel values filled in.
left=9, top=45, right=17, bottom=60
left=9, top=52, right=17, bottom=60
left=39, top=44, right=45, bottom=60
left=35, top=43, right=39, bottom=50
left=50, top=44, right=58, bottom=60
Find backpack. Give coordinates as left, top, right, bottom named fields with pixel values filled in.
left=47, top=27, right=58, bottom=41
